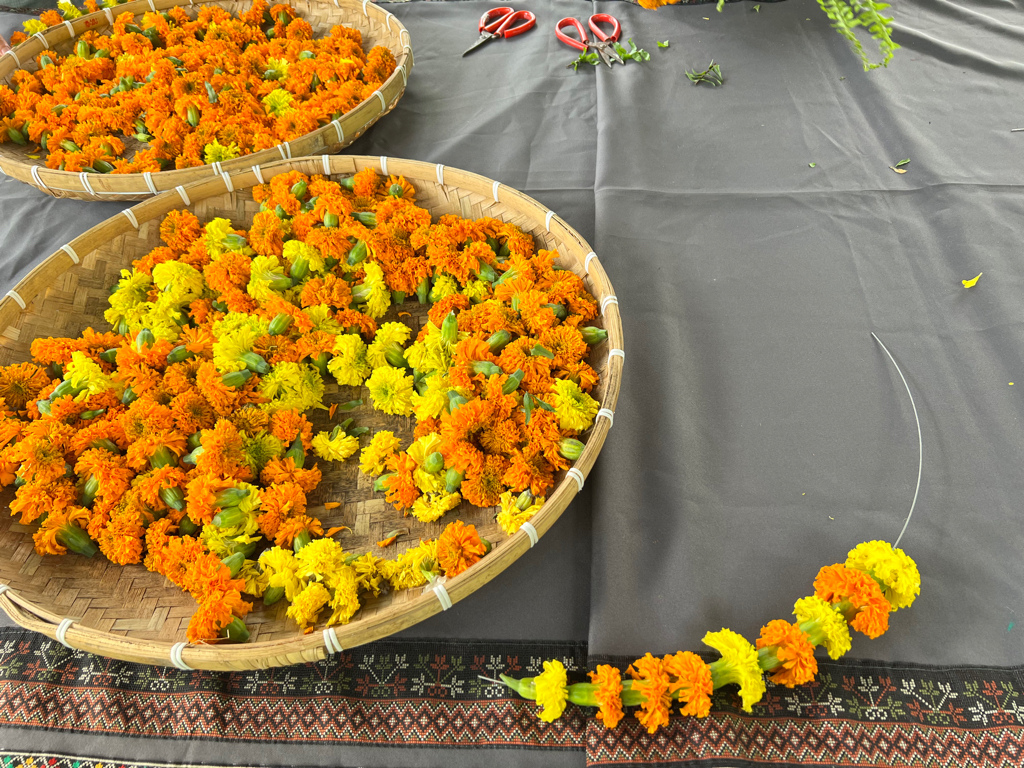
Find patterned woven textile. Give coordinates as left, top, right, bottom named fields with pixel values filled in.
left=1, top=629, right=1023, bottom=767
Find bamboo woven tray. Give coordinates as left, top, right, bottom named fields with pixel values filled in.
left=0, top=0, right=411, bottom=201
left=0, top=154, right=624, bottom=670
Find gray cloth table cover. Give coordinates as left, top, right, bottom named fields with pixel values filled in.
left=1, top=0, right=1023, bottom=766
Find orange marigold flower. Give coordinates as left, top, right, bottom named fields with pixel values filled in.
left=382, top=452, right=420, bottom=511
left=260, top=456, right=321, bottom=492
left=460, top=454, right=508, bottom=508
left=813, top=563, right=892, bottom=640
left=0, top=362, right=54, bottom=412
left=628, top=653, right=672, bottom=734
left=170, top=390, right=218, bottom=434
left=248, top=210, right=289, bottom=257
left=300, top=273, right=353, bottom=309
left=273, top=514, right=324, bottom=548
left=435, top=520, right=487, bottom=578
left=588, top=665, right=625, bottom=729
left=663, top=651, right=713, bottom=718
left=756, top=620, right=818, bottom=688
left=160, top=209, right=203, bottom=251
left=9, top=478, right=77, bottom=525
left=257, top=481, right=306, bottom=540
left=270, top=409, right=313, bottom=451
left=195, top=419, right=251, bottom=481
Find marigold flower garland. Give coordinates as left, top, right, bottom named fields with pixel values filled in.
left=495, top=540, right=921, bottom=734
left=3, top=1, right=396, bottom=172
left=0, top=167, right=607, bottom=644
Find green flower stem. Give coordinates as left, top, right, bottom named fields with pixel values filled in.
left=57, top=525, right=98, bottom=558
left=263, top=585, right=286, bottom=606
left=222, top=617, right=250, bottom=642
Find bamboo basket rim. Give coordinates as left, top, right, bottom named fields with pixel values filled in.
left=0, top=0, right=412, bottom=201
left=0, top=154, right=624, bottom=670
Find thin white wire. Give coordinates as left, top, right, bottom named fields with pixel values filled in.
left=871, top=332, right=922, bottom=548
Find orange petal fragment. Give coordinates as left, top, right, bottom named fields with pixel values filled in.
left=398, top=312, right=411, bottom=317
left=324, top=502, right=341, bottom=510
left=325, top=526, right=350, bottom=537
left=377, top=535, right=399, bottom=547
left=328, top=403, right=338, bottom=419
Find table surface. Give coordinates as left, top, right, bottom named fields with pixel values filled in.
left=1, top=1, right=1023, bottom=766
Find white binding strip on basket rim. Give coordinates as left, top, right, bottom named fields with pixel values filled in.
left=55, top=618, right=74, bottom=649
left=0, top=583, right=9, bottom=597
left=122, top=208, right=140, bottom=229
left=566, top=467, right=585, bottom=493
left=30, top=166, right=47, bottom=191
left=607, top=348, right=625, bottom=368
left=5, top=290, right=25, bottom=310
left=221, top=172, right=234, bottom=193
left=379, top=156, right=389, bottom=176
left=432, top=581, right=453, bottom=611
left=520, top=521, right=539, bottom=548
left=323, top=627, right=343, bottom=654
left=33, top=32, right=47, bottom=49
left=585, top=251, right=598, bottom=274
left=492, top=180, right=501, bottom=203
left=601, top=295, right=618, bottom=315
left=169, top=641, right=192, bottom=670
left=597, top=407, right=614, bottom=427
left=79, top=172, right=95, bottom=196
left=4, top=48, right=20, bottom=68
left=61, top=244, right=80, bottom=264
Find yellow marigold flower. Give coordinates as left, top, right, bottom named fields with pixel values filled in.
left=462, top=279, right=489, bottom=303
left=359, top=430, right=402, bottom=476
left=429, top=275, right=460, bottom=302
left=295, top=537, right=346, bottom=583
left=286, top=582, right=330, bottom=629
left=152, top=261, right=206, bottom=304
left=312, top=430, right=359, bottom=462
left=534, top=659, right=569, bottom=723
left=793, top=595, right=852, bottom=660
left=267, top=57, right=291, bottom=76
left=328, top=334, right=371, bottom=386
left=405, top=324, right=457, bottom=373
left=204, top=218, right=235, bottom=256
left=495, top=490, right=545, bottom=535
left=350, top=552, right=384, bottom=597
left=845, top=540, right=921, bottom=611
left=362, top=262, right=391, bottom=319
left=212, top=312, right=266, bottom=374
left=236, top=559, right=269, bottom=598
left=550, top=379, right=599, bottom=432
left=259, top=362, right=325, bottom=414
left=104, top=268, right=152, bottom=328
left=411, top=373, right=451, bottom=420
left=283, top=240, right=325, bottom=275
left=262, top=88, right=294, bottom=116
left=326, top=565, right=361, bottom=625
left=248, top=254, right=290, bottom=302
left=367, top=322, right=412, bottom=368
left=366, top=366, right=414, bottom=416
left=259, top=547, right=303, bottom=601
left=66, top=351, right=117, bottom=399
left=413, top=467, right=443, bottom=495
left=378, top=539, right=438, bottom=591
left=58, top=0, right=83, bottom=19
left=411, top=491, right=460, bottom=523
left=242, top=432, right=283, bottom=475
left=407, top=433, right=443, bottom=466
left=303, top=304, right=343, bottom=334
left=203, top=140, right=241, bottom=165
left=201, top=524, right=261, bottom=560
left=237, top=481, right=263, bottom=515
left=703, top=628, right=765, bottom=714
left=22, top=19, right=47, bottom=35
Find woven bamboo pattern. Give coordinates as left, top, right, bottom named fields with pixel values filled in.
left=0, top=0, right=412, bottom=201
left=0, top=155, right=624, bottom=670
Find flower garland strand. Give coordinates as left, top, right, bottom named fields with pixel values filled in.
left=3, top=2, right=396, bottom=172
left=0, top=167, right=606, bottom=644
left=492, top=540, right=920, bottom=733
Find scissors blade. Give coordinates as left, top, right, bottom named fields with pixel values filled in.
left=462, top=33, right=495, bottom=57
left=596, top=47, right=614, bottom=68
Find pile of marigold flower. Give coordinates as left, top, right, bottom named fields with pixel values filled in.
left=0, top=167, right=606, bottom=644
left=2, top=0, right=396, bottom=172
left=497, top=540, right=921, bottom=732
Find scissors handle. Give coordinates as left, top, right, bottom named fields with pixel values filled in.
left=495, top=10, right=536, bottom=38
left=588, top=13, right=621, bottom=44
left=555, top=17, right=590, bottom=53
left=479, top=7, right=514, bottom=34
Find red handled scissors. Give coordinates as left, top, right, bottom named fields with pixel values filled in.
left=555, top=14, right=625, bottom=68
left=462, top=7, right=537, bottom=57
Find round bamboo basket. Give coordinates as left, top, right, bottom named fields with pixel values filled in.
left=0, top=0, right=412, bottom=201
left=0, top=154, right=624, bottom=670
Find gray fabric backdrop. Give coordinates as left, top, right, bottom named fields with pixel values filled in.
left=1, top=0, right=1023, bottom=764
